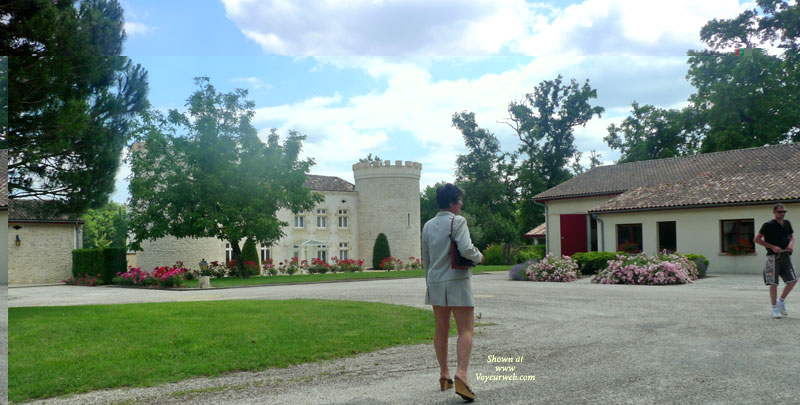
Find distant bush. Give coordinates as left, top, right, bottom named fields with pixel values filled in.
left=372, top=233, right=391, bottom=269
left=591, top=252, right=699, bottom=285
left=508, top=260, right=533, bottom=281
left=515, top=245, right=545, bottom=264
left=571, top=252, right=618, bottom=275
left=484, top=244, right=504, bottom=265
left=526, top=254, right=581, bottom=282
left=685, top=254, right=709, bottom=278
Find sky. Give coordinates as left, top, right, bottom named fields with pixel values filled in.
left=111, top=0, right=756, bottom=203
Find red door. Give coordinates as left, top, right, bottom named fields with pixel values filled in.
left=560, top=214, right=587, bottom=256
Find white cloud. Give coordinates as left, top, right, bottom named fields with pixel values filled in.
left=230, top=77, right=271, bottom=90
left=222, top=0, right=749, bottom=57
left=124, top=21, right=155, bottom=36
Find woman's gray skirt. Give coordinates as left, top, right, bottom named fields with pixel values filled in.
left=425, top=277, right=474, bottom=307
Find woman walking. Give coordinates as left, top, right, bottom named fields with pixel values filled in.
left=421, top=183, right=484, bottom=402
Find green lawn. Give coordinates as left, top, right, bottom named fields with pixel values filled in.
left=9, top=299, right=455, bottom=402
left=181, top=265, right=511, bottom=288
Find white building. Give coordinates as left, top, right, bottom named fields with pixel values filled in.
left=134, top=159, right=422, bottom=270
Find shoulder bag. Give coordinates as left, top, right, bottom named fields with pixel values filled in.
left=450, top=216, right=476, bottom=269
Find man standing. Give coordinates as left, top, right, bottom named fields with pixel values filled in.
left=754, top=203, right=796, bottom=318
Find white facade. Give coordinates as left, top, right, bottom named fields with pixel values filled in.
left=135, top=160, right=422, bottom=270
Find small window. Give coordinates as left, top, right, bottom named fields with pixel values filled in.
left=721, top=219, right=755, bottom=254
left=408, top=213, right=411, bottom=228
left=225, top=243, right=232, bottom=262
left=339, top=242, right=349, bottom=260
left=657, top=221, right=677, bottom=253
left=317, top=245, right=327, bottom=262
left=260, top=246, right=271, bottom=262
left=616, top=224, right=643, bottom=253
left=338, top=209, right=349, bottom=228
left=294, top=215, right=305, bottom=228
left=317, top=209, right=327, bottom=228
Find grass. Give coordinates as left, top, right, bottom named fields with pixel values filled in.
left=8, top=299, right=456, bottom=402
left=180, top=265, right=512, bottom=288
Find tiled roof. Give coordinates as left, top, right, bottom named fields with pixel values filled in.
left=533, top=143, right=800, bottom=212
left=0, top=149, right=7, bottom=208
left=305, top=175, right=355, bottom=192
left=8, top=200, right=84, bottom=223
left=525, top=223, right=546, bottom=237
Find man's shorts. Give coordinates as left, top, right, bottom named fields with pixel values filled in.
left=764, top=253, right=798, bottom=286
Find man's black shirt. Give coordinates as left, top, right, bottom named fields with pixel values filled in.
left=759, top=219, right=794, bottom=255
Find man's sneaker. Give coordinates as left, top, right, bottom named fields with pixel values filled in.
left=772, top=307, right=781, bottom=318
left=777, top=300, right=788, bottom=316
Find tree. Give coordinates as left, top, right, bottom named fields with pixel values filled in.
left=420, top=181, right=448, bottom=232
left=0, top=56, right=7, bottom=146
left=604, top=102, right=698, bottom=162
left=358, top=153, right=382, bottom=163
left=127, top=77, right=321, bottom=278
left=241, top=238, right=260, bottom=267
left=372, top=233, right=391, bottom=269
left=82, top=201, right=127, bottom=249
left=506, top=75, right=604, bottom=233
left=686, top=0, right=799, bottom=152
left=451, top=111, right=519, bottom=248
left=3, top=0, right=149, bottom=215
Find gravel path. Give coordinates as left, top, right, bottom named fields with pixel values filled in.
left=8, top=273, right=799, bottom=404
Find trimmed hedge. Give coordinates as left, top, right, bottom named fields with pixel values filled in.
left=571, top=251, right=619, bottom=275
left=372, top=233, right=391, bottom=269
left=242, top=238, right=260, bottom=267
left=72, top=247, right=127, bottom=284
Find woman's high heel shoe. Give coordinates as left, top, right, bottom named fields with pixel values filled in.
left=454, top=377, right=475, bottom=402
left=439, top=377, right=454, bottom=391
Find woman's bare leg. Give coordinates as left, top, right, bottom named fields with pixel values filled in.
left=433, top=305, right=452, bottom=380
left=451, top=306, right=474, bottom=384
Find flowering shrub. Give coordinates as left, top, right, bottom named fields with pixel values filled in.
left=591, top=252, right=699, bottom=285
left=525, top=254, right=581, bottom=282
left=277, top=257, right=306, bottom=275
left=726, top=238, right=754, bottom=255
left=63, top=273, right=104, bottom=286
left=114, top=264, right=187, bottom=288
left=244, top=260, right=260, bottom=277
left=379, top=256, right=403, bottom=271
left=508, top=261, right=533, bottom=281
left=308, top=258, right=331, bottom=274
left=262, top=258, right=277, bottom=276
left=208, top=261, right=230, bottom=278
left=332, top=257, right=364, bottom=272
left=404, top=257, right=423, bottom=270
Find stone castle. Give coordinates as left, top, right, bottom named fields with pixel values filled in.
left=134, top=160, right=422, bottom=270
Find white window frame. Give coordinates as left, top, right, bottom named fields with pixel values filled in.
left=225, top=243, right=232, bottom=262
left=294, top=215, right=305, bottom=228
left=317, top=208, right=327, bottom=228
left=260, top=246, right=271, bottom=262
left=339, top=242, right=349, bottom=260
left=338, top=209, right=349, bottom=228
left=317, top=245, right=327, bottom=262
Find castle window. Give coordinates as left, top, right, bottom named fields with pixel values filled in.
left=225, top=243, right=232, bottom=262
left=294, top=215, right=305, bottom=228
left=292, top=245, right=300, bottom=259
left=317, top=245, right=327, bottom=262
left=338, top=209, right=348, bottom=228
left=317, top=209, right=327, bottom=228
left=339, top=242, right=349, bottom=260
left=408, top=213, right=411, bottom=228
left=260, top=246, right=271, bottom=262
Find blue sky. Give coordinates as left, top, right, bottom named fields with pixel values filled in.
left=112, top=0, right=754, bottom=203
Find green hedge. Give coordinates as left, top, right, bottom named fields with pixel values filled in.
left=571, top=251, right=618, bottom=275
left=515, top=245, right=546, bottom=264
left=483, top=244, right=504, bottom=265
left=72, top=247, right=127, bottom=284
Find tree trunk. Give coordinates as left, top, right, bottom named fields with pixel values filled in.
left=230, top=240, right=247, bottom=279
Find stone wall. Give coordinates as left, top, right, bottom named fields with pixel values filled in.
left=9, top=222, right=77, bottom=285
left=136, top=236, right=226, bottom=272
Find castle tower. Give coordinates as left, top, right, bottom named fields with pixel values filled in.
left=353, top=160, right=422, bottom=267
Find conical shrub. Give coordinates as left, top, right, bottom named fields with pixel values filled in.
left=372, top=233, right=391, bottom=269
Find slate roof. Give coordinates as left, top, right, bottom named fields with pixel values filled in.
left=0, top=149, right=7, bottom=209
left=533, top=143, right=800, bottom=212
left=8, top=200, right=84, bottom=223
left=305, top=175, right=355, bottom=192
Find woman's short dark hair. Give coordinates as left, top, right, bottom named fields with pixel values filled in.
left=436, top=183, right=463, bottom=209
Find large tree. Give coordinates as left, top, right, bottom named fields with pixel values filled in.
left=604, top=102, right=699, bottom=163
left=82, top=201, right=127, bottom=249
left=506, top=75, right=604, bottom=233
left=687, top=0, right=799, bottom=152
left=452, top=111, right=519, bottom=248
left=127, top=77, right=321, bottom=278
left=2, top=0, right=149, bottom=215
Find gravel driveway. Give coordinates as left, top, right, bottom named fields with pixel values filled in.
left=8, top=273, right=799, bottom=404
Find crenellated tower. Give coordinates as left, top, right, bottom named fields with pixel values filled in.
left=352, top=160, right=422, bottom=267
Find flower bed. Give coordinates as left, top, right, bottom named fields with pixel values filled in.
left=332, top=257, right=365, bottom=272
left=114, top=264, right=187, bottom=288
left=591, top=252, right=699, bottom=285
left=525, top=253, right=581, bottom=282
